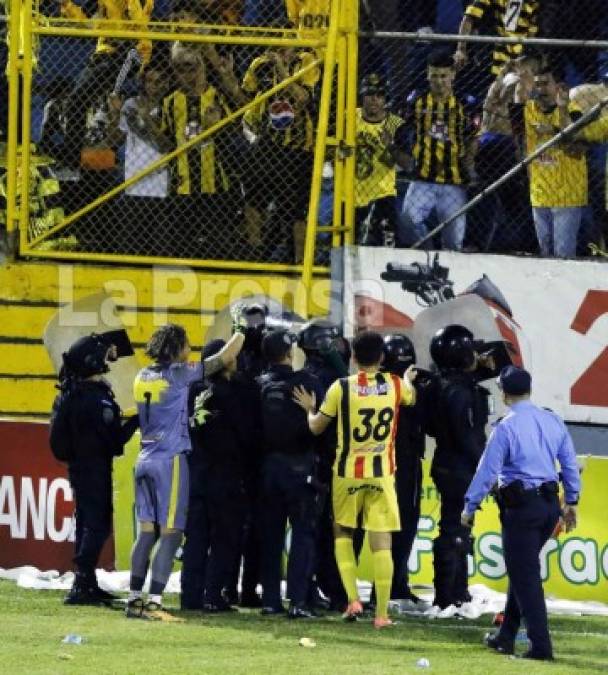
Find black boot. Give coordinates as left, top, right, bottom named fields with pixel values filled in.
left=432, top=536, right=457, bottom=609
left=64, top=574, right=102, bottom=606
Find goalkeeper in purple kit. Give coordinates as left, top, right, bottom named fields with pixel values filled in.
left=125, top=313, right=246, bottom=619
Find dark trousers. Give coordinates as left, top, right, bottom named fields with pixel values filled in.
left=356, top=196, right=397, bottom=247
left=259, top=453, right=318, bottom=607
left=498, top=495, right=560, bottom=656
left=391, top=453, right=423, bottom=598
left=68, top=459, right=113, bottom=579
left=180, top=456, right=209, bottom=610
left=432, top=468, right=474, bottom=608
left=203, top=475, right=246, bottom=604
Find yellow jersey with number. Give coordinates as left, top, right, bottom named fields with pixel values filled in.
left=319, top=371, right=415, bottom=479
left=355, top=109, right=404, bottom=208
left=525, top=101, right=588, bottom=208
left=285, top=0, right=330, bottom=40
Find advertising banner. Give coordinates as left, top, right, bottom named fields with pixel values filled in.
left=0, top=421, right=114, bottom=572
left=342, top=247, right=608, bottom=425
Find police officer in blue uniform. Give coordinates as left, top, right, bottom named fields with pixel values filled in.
left=257, top=329, right=325, bottom=618
left=462, top=366, right=580, bottom=660
left=50, top=334, right=139, bottom=606
left=428, top=324, right=492, bottom=609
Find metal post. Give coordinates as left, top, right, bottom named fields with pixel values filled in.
left=5, top=0, right=21, bottom=241
left=19, top=0, right=34, bottom=253
left=297, top=0, right=341, bottom=318
left=342, top=0, right=358, bottom=246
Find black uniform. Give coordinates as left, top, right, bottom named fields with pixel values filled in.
left=257, top=364, right=325, bottom=611
left=390, top=382, right=430, bottom=600
left=301, top=353, right=348, bottom=611
left=196, top=374, right=258, bottom=609
left=430, top=370, right=489, bottom=608
left=58, top=379, right=138, bottom=601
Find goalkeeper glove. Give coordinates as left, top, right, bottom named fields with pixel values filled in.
left=191, top=389, right=213, bottom=428
left=231, top=303, right=248, bottom=335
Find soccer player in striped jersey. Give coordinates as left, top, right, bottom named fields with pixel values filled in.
left=396, top=51, right=478, bottom=250
left=293, top=331, right=417, bottom=629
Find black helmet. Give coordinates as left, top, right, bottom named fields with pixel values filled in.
left=430, top=324, right=476, bottom=370
left=62, top=334, right=110, bottom=378
left=297, top=319, right=340, bottom=352
left=383, top=334, right=416, bottom=376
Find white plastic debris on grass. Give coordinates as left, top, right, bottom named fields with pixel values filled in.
left=0, top=567, right=182, bottom=594
left=1, top=569, right=607, bottom=618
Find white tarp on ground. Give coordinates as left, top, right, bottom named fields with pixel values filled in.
left=2, top=567, right=608, bottom=618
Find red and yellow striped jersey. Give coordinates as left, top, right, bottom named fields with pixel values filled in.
left=319, top=371, right=415, bottom=479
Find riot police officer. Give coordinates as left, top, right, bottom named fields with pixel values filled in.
left=428, top=324, right=491, bottom=609
left=382, top=334, right=432, bottom=609
left=189, top=339, right=259, bottom=612
left=462, top=366, right=580, bottom=660
left=50, top=334, right=139, bottom=605
left=257, top=329, right=325, bottom=618
left=226, top=303, right=268, bottom=607
left=298, top=319, right=350, bottom=611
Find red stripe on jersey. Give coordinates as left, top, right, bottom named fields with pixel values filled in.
left=357, top=371, right=367, bottom=393
left=354, top=456, right=365, bottom=478
left=388, top=374, right=402, bottom=475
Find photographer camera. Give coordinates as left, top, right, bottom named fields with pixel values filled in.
left=50, top=333, right=139, bottom=606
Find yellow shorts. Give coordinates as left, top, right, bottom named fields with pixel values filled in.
left=332, top=474, right=401, bottom=532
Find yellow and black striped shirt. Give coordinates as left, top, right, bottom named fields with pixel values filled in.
left=464, top=0, right=540, bottom=74
left=242, top=51, right=319, bottom=152
left=161, top=87, right=231, bottom=195
left=399, top=90, right=476, bottom=185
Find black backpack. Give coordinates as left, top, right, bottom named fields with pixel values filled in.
left=49, top=389, right=75, bottom=462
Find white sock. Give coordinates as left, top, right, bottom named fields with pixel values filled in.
left=148, top=594, right=162, bottom=606
left=128, top=590, right=142, bottom=602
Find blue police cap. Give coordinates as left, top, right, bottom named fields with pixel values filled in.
left=498, top=365, right=531, bottom=395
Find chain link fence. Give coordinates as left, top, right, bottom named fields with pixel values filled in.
left=355, top=0, right=608, bottom=258
left=11, top=1, right=333, bottom=265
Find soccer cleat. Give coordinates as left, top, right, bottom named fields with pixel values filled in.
left=484, top=632, right=515, bottom=655
left=342, top=600, right=364, bottom=622
left=125, top=597, right=145, bottom=619
left=141, top=601, right=184, bottom=623
left=373, top=617, right=395, bottom=629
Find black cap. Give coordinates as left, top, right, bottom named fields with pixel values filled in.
left=498, top=365, right=531, bottom=396
left=360, top=73, right=386, bottom=97
left=202, top=338, right=225, bottom=361
left=262, top=329, right=296, bottom=363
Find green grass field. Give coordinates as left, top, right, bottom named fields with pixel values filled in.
left=2, top=581, right=606, bottom=674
